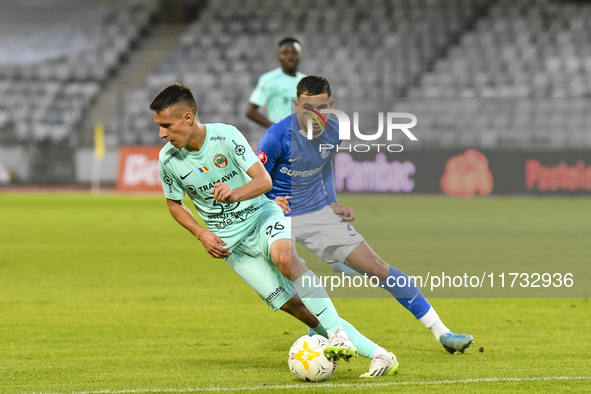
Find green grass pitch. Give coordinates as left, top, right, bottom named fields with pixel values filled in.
left=0, top=193, right=590, bottom=393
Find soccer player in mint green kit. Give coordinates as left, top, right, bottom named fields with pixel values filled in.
left=246, top=37, right=305, bottom=128
left=150, top=83, right=400, bottom=370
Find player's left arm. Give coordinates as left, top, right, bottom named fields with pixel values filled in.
left=321, top=158, right=355, bottom=222
left=211, top=127, right=272, bottom=203
left=210, top=161, right=272, bottom=203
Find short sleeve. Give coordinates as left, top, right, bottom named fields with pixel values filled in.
left=249, top=74, right=269, bottom=107
left=159, top=160, right=185, bottom=200
left=226, top=126, right=259, bottom=173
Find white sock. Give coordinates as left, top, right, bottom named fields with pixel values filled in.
left=370, top=345, right=390, bottom=359
left=418, top=307, right=450, bottom=340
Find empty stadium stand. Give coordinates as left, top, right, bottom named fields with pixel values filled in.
left=123, top=0, right=492, bottom=144
left=0, top=0, right=157, bottom=147
left=2, top=0, right=591, bottom=184
left=124, top=0, right=591, bottom=151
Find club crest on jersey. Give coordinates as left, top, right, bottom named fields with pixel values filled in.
left=320, top=149, right=330, bottom=159
left=257, top=151, right=268, bottom=164
left=213, top=153, right=228, bottom=169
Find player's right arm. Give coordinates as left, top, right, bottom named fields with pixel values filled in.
left=160, top=149, right=229, bottom=259
left=166, top=198, right=229, bottom=259
left=246, top=103, right=273, bottom=128
left=246, top=74, right=273, bottom=127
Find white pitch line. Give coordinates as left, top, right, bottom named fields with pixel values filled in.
left=20, top=376, right=591, bottom=394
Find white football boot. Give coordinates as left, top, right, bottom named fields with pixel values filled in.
left=324, top=329, right=358, bottom=361
left=360, top=351, right=399, bottom=378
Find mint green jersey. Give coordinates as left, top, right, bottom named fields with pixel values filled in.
left=249, top=67, right=305, bottom=122
left=159, top=123, right=280, bottom=251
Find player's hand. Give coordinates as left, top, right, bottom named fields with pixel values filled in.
left=210, top=183, right=236, bottom=203
left=274, top=196, right=291, bottom=214
left=199, top=230, right=230, bottom=259
left=330, top=202, right=355, bottom=222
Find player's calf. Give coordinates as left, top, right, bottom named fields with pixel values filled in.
left=279, top=296, right=319, bottom=328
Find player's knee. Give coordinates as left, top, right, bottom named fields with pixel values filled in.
left=272, top=248, right=292, bottom=276
left=270, top=240, right=292, bottom=273
left=371, top=259, right=390, bottom=277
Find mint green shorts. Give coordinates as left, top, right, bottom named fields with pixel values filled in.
left=225, top=205, right=293, bottom=311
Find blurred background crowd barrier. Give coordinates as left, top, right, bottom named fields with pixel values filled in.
left=0, top=0, right=589, bottom=196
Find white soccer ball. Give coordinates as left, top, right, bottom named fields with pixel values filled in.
left=288, top=334, right=337, bottom=382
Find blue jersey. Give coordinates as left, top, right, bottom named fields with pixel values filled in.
left=256, top=114, right=340, bottom=216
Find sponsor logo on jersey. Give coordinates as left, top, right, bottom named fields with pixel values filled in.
left=257, top=151, right=268, bottom=164
left=162, top=149, right=181, bottom=166
left=210, top=136, right=226, bottom=141
left=197, top=170, right=238, bottom=192
left=209, top=204, right=259, bottom=222
left=213, top=153, right=228, bottom=169
left=279, top=166, right=323, bottom=178
left=180, top=170, right=193, bottom=180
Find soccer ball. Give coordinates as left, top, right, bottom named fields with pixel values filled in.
left=288, top=334, right=337, bottom=382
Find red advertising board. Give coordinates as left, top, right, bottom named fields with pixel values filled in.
left=440, top=149, right=493, bottom=197
left=525, top=159, right=591, bottom=192
left=116, top=146, right=162, bottom=192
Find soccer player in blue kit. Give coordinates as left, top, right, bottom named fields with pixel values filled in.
left=256, top=75, right=474, bottom=356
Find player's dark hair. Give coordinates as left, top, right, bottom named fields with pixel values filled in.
left=297, top=75, right=332, bottom=97
left=278, top=37, right=300, bottom=47
left=149, top=83, right=197, bottom=115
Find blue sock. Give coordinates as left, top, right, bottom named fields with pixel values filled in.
left=380, top=265, right=431, bottom=319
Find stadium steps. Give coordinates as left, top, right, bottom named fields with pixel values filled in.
left=409, top=0, right=498, bottom=95
left=81, top=24, right=185, bottom=147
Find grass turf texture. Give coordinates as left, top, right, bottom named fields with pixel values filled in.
left=0, top=193, right=590, bottom=393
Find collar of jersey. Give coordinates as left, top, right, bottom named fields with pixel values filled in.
left=183, top=125, right=209, bottom=156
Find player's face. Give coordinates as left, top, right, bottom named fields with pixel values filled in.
left=294, top=93, right=334, bottom=137
left=153, top=107, right=193, bottom=148
left=278, top=42, right=301, bottom=74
